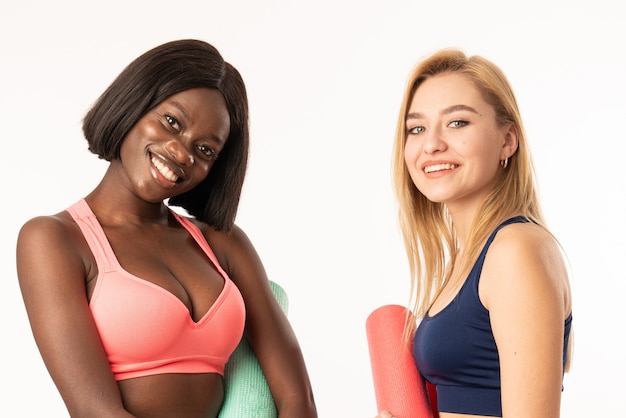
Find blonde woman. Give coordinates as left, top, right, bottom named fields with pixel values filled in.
left=378, top=49, right=572, bottom=418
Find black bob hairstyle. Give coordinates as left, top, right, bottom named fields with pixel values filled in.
left=82, top=39, right=249, bottom=232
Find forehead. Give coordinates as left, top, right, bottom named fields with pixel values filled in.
left=161, top=87, right=230, bottom=139
left=409, top=73, right=486, bottom=112
left=163, top=88, right=228, bottom=116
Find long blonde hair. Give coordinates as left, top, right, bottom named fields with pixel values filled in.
left=392, top=49, right=545, bottom=334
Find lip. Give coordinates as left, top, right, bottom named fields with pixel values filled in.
left=149, top=152, right=187, bottom=188
left=421, top=160, right=459, bottom=175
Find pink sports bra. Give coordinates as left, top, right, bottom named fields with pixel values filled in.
left=66, top=199, right=246, bottom=381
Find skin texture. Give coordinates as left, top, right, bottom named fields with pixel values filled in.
left=17, top=87, right=317, bottom=418
left=404, top=74, right=517, bottom=236
left=376, top=74, right=571, bottom=418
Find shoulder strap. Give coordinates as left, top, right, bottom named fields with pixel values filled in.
left=169, top=209, right=231, bottom=281
left=66, top=199, right=118, bottom=272
left=469, top=216, right=531, bottom=279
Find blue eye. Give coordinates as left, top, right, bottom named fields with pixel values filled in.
left=449, top=120, right=468, bottom=128
left=408, top=126, right=425, bottom=135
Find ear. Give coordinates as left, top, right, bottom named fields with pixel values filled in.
left=501, top=123, right=519, bottom=160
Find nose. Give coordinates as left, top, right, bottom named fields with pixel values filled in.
left=165, top=139, right=195, bottom=166
left=422, top=126, right=447, bottom=154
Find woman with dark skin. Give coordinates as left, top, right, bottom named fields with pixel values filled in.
left=16, top=39, right=317, bottom=418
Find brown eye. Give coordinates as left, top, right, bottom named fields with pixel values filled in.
left=164, top=114, right=181, bottom=131
left=197, top=144, right=218, bottom=161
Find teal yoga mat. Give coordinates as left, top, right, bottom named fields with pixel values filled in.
left=219, top=280, right=288, bottom=418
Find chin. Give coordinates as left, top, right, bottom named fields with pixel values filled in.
left=416, top=189, right=449, bottom=204
left=424, top=196, right=447, bottom=204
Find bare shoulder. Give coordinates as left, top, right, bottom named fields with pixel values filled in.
left=491, top=221, right=563, bottom=259
left=194, top=222, right=265, bottom=286
left=202, top=222, right=250, bottom=245
left=18, top=211, right=78, bottom=253
left=197, top=222, right=256, bottom=259
left=16, top=211, right=90, bottom=286
left=19, top=208, right=86, bottom=246
left=481, top=221, right=572, bottom=315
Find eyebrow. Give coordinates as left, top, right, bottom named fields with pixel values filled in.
left=169, top=100, right=191, bottom=121
left=406, top=104, right=480, bottom=121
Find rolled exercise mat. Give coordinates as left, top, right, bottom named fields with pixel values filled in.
left=366, top=304, right=435, bottom=418
left=219, top=280, right=289, bottom=418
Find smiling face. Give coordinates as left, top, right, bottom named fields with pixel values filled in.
left=117, top=87, right=231, bottom=202
left=404, top=73, right=517, bottom=214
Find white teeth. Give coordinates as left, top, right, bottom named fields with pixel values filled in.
left=424, top=163, right=457, bottom=173
left=151, top=156, right=179, bottom=182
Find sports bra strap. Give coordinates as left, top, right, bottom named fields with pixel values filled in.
left=66, top=199, right=118, bottom=273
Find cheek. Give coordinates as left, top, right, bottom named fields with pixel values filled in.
left=192, top=161, right=213, bottom=183
left=193, top=159, right=214, bottom=185
left=404, top=140, right=420, bottom=169
left=403, top=141, right=424, bottom=187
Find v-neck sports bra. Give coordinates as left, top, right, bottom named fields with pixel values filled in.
left=66, top=199, right=246, bottom=381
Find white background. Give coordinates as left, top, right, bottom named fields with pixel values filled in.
left=1, top=0, right=624, bottom=416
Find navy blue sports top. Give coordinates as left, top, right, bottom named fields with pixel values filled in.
left=413, top=217, right=573, bottom=416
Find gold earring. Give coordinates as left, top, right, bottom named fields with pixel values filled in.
left=500, top=157, right=509, bottom=169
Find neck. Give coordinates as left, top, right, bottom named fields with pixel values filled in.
left=86, top=192, right=170, bottom=226
left=84, top=169, right=171, bottom=227
left=446, top=203, right=476, bottom=251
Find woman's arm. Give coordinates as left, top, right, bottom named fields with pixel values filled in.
left=482, top=223, right=571, bottom=418
left=208, top=225, right=317, bottom=418
left=16, top=215, right=134, bottom=418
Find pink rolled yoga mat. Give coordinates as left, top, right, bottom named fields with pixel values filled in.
left=366, top=304, right=437, bottom=418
